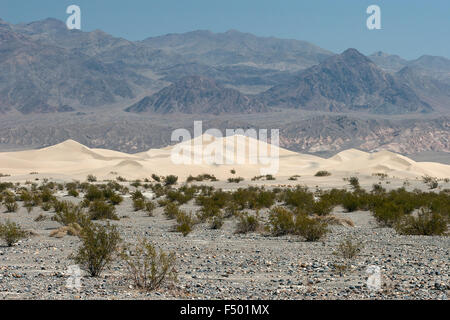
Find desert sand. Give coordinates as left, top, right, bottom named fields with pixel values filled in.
left=0, top=134, right=449, bottom=181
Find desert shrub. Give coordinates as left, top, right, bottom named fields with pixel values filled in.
left=41, top=202, right=53, bottom=211
left=131, top=189, right=145, bottom=201
left=315, top=170, right=331, bottom=177
left=166, top=188, right=195, bottom=205
left=0, top=220, right=28, bottom=246
left=109, top=193, right=123, bottom=205
left=334, top=237, right=364, bottom=260
left=373, top=202, right=405, bottom=227
left=294, top=214, right=328, bottom=242
left=84, top=185, right=104, bottom=202
left=268, top=207, right=295, bottom=236
left=423, top=176, right=438, bottom=189
left=282, top=186, right=314, bottom=211
left=210, top=215, right=224, bottom=230
left=235, top=213, right=260, bottom=234
left=73, top=222, right=121, bottom=277
left=395, top=210, right=447, bottom=236
left=145, top=201, right=156, bottom=217
left=173, top=211, right=195, bottom=236
left=88, top=200, right=119, bottom=221
left=163, top=202, right=181, bottom=220
left=342, top=193, right=361, bottom=212
left=87, top=174, right=97, bottom=182
left=164, top=175, right=178, bottom=186
left=151, top=174, right=161, bottom=182
left=3, top=195, right=18, bottom=213
left=68, top=189, right=79, bottom=197
left=312, top=198, right=334, bottom=216
left=131, top=180, right=142, bottom=188
left=371, top=183, right=386, bottom=194
left=120, top=238, right=177, bottom=291
left=53, top=202, right=90, bottom=227
left=133, top=198, right=146, bottom=211
left=186, top=174, right=217, bottom=182
left=348, top=177, right=360, bottom=191
left=227, top=177, right=244, bottom=183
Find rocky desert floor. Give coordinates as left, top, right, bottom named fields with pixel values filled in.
left=0, top=176, right=449, bottom=300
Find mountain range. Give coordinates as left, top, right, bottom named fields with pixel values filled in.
left=0, top=17, right=448, bottom=158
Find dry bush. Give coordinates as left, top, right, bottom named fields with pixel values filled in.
left=120, top=238, right=177, bottom=291
left=333, top=237, right=364, bottom=260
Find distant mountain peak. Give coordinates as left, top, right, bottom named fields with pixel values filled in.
left=260, top=48, right=432, bottom=114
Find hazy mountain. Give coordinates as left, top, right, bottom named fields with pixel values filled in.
left=369, top=51, right=408, bottom=72
left=142, top=29, right=334, bottom=71
left=408, top=55, right=450, bottom=83
left=0, top=19, right=152, bottom=114
left=126, top=76, right=267, bottom=114
left=396, top=66, right=450, bottom=112
left=260, top=48, right=432, bottom=114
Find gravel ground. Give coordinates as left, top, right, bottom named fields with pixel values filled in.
left=0, top=179, right=449, bottom=300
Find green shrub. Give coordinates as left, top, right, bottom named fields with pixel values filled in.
left=395, top=210, right=447, bottom=236
left=164, top=175, right=178, bottom=186
left=68, top=189, right=79, bottom=197
left=120, top=238, right=177, bottom=291
left=145, top=201, right=156, bottom=217
left=73, top=222, right=121, bottom=277
left=3, top=195, right=18, bottom=212
left=312, top=198, right=334, bottom=216
left=173, top=211, right=195, bottom=236
left=87, top=174, right=97, bottom=182
left=294, top=214, right=328, bottom=242
left=84, top=185, right=104, bottom=202
left=315, top=171, right=331, bottom=177
left=163, top=202, right=181, bottom=220
left=268, top=207, right=295, bottom=236
left=373, top=202, right=405, bottom=227
left=0, top=220, right=28, bottom=246
left=109, top=193, right=123, bottom=205
left=53, top=202, right=90, bottom=227
left=88, top=200, right=119, bottom=220
left=235, top=213, right=260, bottom=234
left=342, top=193, right=360, bottom=212
left=227, top=177, right=244, bottom=183
left=151, top=174, right=161, bottom=182
left=282, top=186, right=314, bottom=211
left=348, top=177, right=360, bottom=191
left=133, top=198, right=146, bottom=211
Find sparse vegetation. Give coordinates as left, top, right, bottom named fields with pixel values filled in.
left=315, top=170, right=331, bottom=177
left=395, top=209, right=447, bottom=236
left=235, top=213, right=260, bottom=234
left=120, top=238, right=177, bottom=291
left=73, top=222, right=121, bottom=277
left=0, top=220, right=28, bottom=246
left=334, top=237, right=364, bottom=260
left=294, top=213, right=328, bottom=242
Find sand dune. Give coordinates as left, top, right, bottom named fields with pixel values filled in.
left=0, top=134, right=448, bottom=181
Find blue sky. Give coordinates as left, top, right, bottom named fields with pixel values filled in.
left=1, top=0, right=449, bottom=59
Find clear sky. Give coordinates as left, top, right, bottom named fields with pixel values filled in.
left=1, top=0, right=449, bottom=60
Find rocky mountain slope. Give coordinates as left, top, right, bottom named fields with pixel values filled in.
left=260, top=49, right=433, bottom=114
left=125, top=76, right=267, bottom=114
